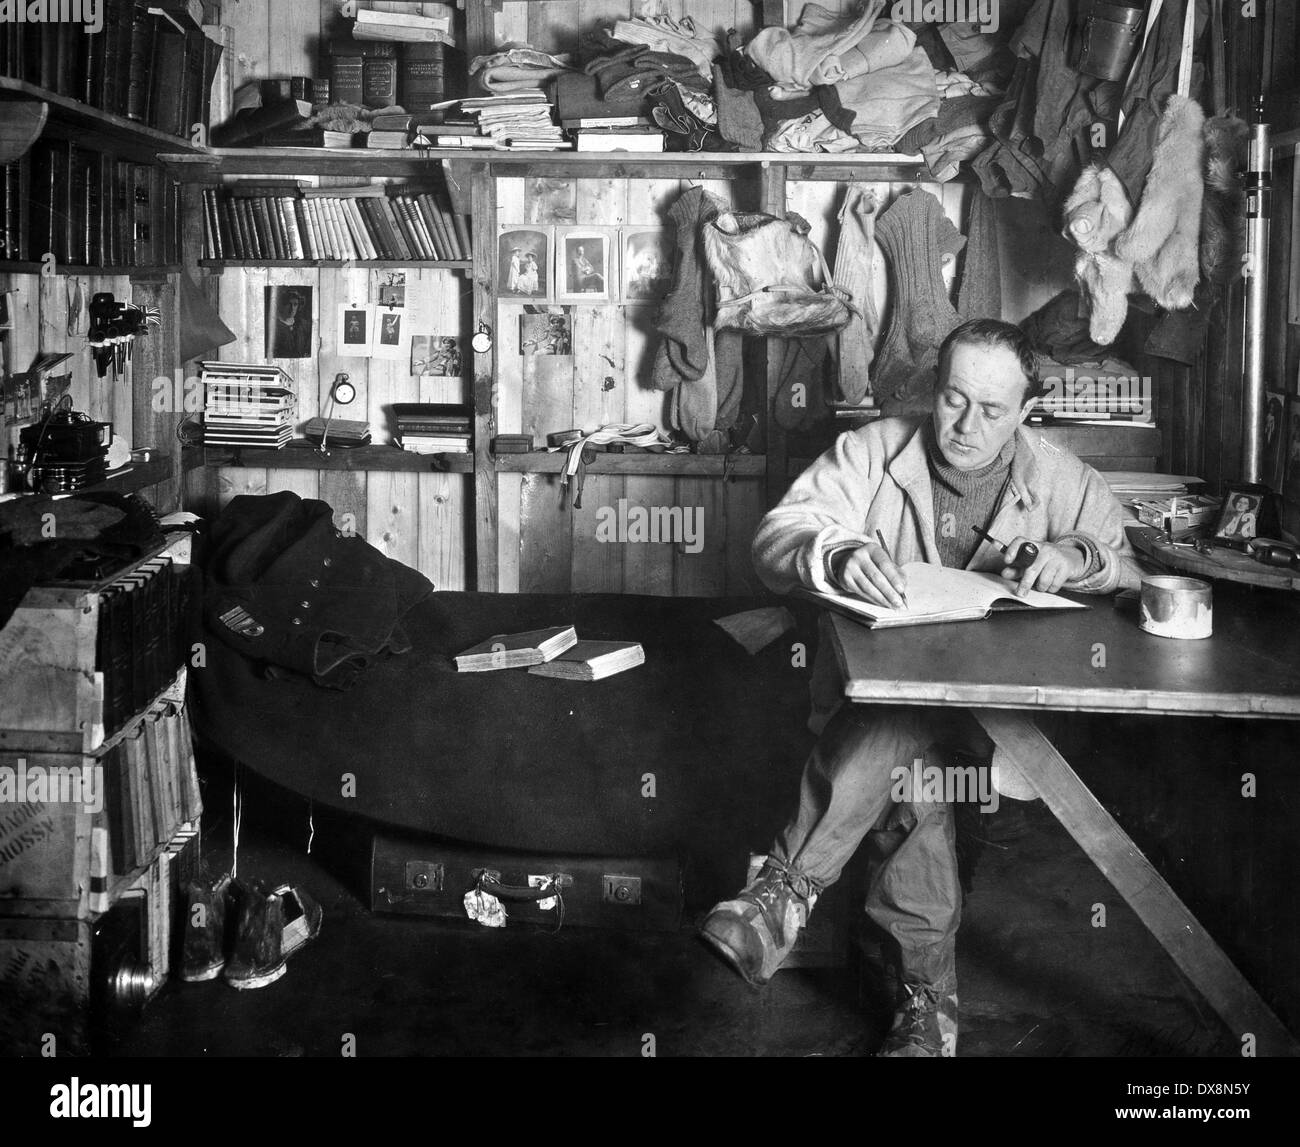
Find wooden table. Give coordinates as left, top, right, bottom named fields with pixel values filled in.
left=827, top=586, right=1300, bottom=1056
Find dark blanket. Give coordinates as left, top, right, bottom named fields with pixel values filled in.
left=188, top=590, right=821, bottom=882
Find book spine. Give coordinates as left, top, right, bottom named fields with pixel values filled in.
left=411, top=194, right=443, bottom=259
left=309, top=199, right=331, bottom=259
left=329, top=54, right=363, bottom=105
left=328, top=199, right=355, bottom=261
left=378, top=198, right=412, bottom=260
left=251, top=197, right=274, bottom=259
left=404, top=195, right=438, bottom=260
left=422, top=192, right=455, bottom=260
left=348, top=198, right=379, bottom=260
left=85, top=150, right=104, bottom=266
left=362, top=56, right=397, bottom=109
left=279, top=196, right=304, bottom=260
left=126, top=2, right=157, bottom=121
left=355, top=198, right=386, bottom=259
left=449, top=203, right=471, bottom=261
left=390, top=196, right=423, bottom=259
left=295, top=199, right=316, bottom=260
left=270, top=198, right=291, bottom=260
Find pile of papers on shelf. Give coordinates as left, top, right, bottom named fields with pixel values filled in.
left=439, top=93, right=571, bottom=151
left=201, top=361, right=296, bottom=449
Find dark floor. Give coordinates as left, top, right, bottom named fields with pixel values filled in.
left=107, top=794, right=1239, bottom=1058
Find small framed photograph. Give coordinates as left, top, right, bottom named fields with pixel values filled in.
left=620, top=227, right=674, bottom=303
left=520, top=311, right=572, bottom=355
left=498, top=226, right=551, bottom=300
left=265, top=285, right=314, bottom=359
left=1214, top=488, right=1263, bottom=543
left=337, top=304, right=373, bottom=357
left=412, top=334, right=462, bottom=376
left=372, top=307, right=409, bottom=361
left=556, top=228, right=611, bottom=303
left=377, top=272, right=406, bottom=309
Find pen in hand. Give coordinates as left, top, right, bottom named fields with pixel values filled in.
left=874, top=529, right=909, bottom=609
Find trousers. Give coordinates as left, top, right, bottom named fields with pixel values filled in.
left=771, top=703, right=995, bottom=989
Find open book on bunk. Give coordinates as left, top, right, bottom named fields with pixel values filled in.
left=798, top=562, right=1087, bottom=628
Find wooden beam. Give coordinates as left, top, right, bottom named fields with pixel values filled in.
left=973, top=710, right=1300, bottom=1057
left=470, top=164, right=500, bottom=591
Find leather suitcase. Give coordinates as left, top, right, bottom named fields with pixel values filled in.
left=370, top=832, right=683, bottom=933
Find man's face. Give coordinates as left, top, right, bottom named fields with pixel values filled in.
left=932, top=341, right=1035, bottom=470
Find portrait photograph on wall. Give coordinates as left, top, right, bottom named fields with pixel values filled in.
left=1264, top=391, right=1287, bottom=492
left=519, top=311, right=572, bottom=355
left=620, top=228, right=674, bottom=303
left=498, top=227, right=551, bottom=300
left=337, top=303, right=373, bottom=357
left=372, top=307, right=410, bottom=361
left=556, top=228, right=611, bottom=303
left=265, top=285, right=314, bottom=359
left=412, top=335, right=463, bottom=377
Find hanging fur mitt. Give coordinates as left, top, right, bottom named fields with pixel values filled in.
left=1114, top=94, right=1206, bottom=312
left=1062, top=164, right=1134, bottom=345
left=1200, top=114, right=1249, bottom=286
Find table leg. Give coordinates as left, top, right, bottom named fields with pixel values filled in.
left=973, top=708, right=1299, bottom=1058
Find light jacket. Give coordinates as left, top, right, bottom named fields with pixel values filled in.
left=753, top=415, right=1142, bottom=597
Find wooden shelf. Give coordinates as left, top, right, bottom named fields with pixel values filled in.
left=161, top=146, right=928, bottom=183
left=204, top=444, right=475, bottom=472
left=0, top=76, right=207, bottom=161
left=0, top=261, right=180, bottom=277
left=493, top=451, right=766, bottom=476
left=204, top=445, right=766, bottom=477
left=199, top=259, right=471, bottom=270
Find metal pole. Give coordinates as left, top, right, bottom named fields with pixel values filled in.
left=1242, top=108, right=1271, bottom=484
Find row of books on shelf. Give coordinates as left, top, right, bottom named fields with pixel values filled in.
left=201, top=361, right=296, bottom=447
left=1, top=140, right=180, bottom=267
left=0, top=0, right=220, bottom=140
left=93, top=699, right=202, bottom=893
left=93, top=555, right=190, bottom=740
left=201, top=182, right=469, bottom=263
left=394, top=404, right=472, bottom=455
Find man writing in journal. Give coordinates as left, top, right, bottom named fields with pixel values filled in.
left=700, top=319, right=1140, bottom=1056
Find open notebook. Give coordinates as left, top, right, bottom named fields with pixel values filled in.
left=800, top=562, right=1087, bottom=628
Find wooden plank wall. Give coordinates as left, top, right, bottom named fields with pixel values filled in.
left=186, top=0, right=473, bottom=589
left=180, top=0, right=1115, bottom=597
left=1, top=265, right=184, bottom=513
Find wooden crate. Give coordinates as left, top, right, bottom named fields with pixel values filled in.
left=0, top=546, right=181, bottom=754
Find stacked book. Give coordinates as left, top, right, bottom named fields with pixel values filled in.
left=201, top=361, right=296, bottom=448
left=393, top=403, right=472, bottom=454
left=454, top=625, right=645, bottom=681
left=325, top=30, right=460, bottom=111
left=566, top=116, right=667, bottom=153
left=0, top=0, right=222, bottom=140
left=350, top=5, right=455, bottom=45
left=451, top=93, right=572, bottom=151
left=202, top=182, right=469, bottom=262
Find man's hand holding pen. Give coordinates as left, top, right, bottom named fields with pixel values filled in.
left=828, top=532, right=910, bottom=610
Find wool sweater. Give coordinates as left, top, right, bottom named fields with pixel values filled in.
left=754, top=415, right=1140, bottom=597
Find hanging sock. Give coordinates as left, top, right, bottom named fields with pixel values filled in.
left=957, top=186, right=1002, bottom=322
left=653, top=186, right=729, bottom=390
left=832, top=184, right=881, bottom=404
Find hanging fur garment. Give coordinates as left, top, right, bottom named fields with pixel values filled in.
left=1113, top=94, right=1206, bottom=312
left=1062, top=164, right=1134, bottom=345
left=831, top=184, right=881, bottom=404
left=1199, top=113, right=1249, bottom=286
